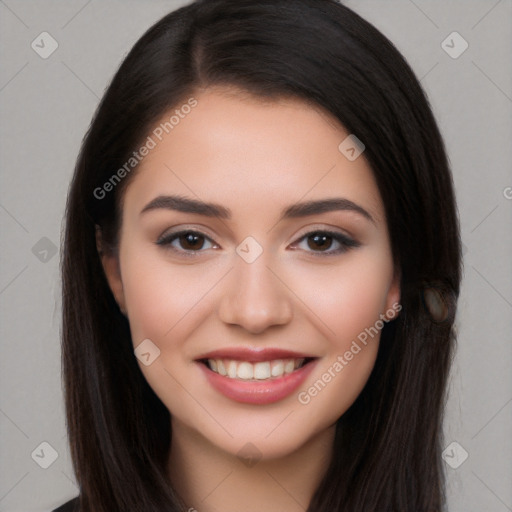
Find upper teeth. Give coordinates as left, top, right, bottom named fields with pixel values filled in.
left=207, top=358, right=306, bottom=380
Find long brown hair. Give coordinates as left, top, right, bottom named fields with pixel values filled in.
left=61, top=0, right=462, bottom=510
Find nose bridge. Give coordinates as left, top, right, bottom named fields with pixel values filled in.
left=217, top=248, right=293, bottom=333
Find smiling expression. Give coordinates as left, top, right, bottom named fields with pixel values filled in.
left=99, top=86, right=400, bottom=460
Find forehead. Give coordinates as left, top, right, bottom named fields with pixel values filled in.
left=122, top=87, right=384, bottom=225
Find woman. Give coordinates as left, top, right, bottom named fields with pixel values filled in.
left=55, top=0, right=462, bottom=510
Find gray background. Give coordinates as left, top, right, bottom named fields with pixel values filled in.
left=0, top=1, right=511, bottom=511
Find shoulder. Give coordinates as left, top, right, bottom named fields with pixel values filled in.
left=52, top=496, right=79, bottom=512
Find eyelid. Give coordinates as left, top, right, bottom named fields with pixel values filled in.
left=293, top=224, right=357, bottom=243
left=156, top=224, right=218, bottom=243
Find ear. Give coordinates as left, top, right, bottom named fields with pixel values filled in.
left=95, top=225, right=127, bottom=315
left=383, top=265, right=401, bottom=319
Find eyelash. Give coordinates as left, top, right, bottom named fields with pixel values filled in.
left=155, top=228, right=361, bottom=258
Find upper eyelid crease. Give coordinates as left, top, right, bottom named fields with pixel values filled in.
left=140, top=194, right=376, bottom=225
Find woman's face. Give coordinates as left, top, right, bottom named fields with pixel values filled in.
left=100, top=87, right=400, bottom=460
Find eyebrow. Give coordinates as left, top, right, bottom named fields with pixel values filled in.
left=140, top=194, right=375, bottom=224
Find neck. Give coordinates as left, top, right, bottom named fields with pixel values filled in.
left=167, top=419, right=335, bottom=512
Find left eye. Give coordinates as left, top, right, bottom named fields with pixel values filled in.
left=291, top=230, right=360, bottom=255
left=156, top=229, right=359, bottom=256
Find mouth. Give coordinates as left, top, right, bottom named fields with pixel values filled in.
left=198, top=357, right=315, bottom=381
left=195, top=348, right=318, bottom=404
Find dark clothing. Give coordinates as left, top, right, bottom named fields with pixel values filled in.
left=52, top=496, right=79, bottom=512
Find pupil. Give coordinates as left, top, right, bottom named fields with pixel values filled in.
left=182, top=233, right=203, bottom=250
left=309, top=234, right=331, bottom=251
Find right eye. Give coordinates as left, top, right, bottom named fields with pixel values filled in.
left=156, top=230, right=218, bottom=256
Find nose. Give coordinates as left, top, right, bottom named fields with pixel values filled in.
left=217, top=254, right=293, bottom=334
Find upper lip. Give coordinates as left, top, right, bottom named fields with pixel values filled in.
left=196, top=347, right=317, bottom=363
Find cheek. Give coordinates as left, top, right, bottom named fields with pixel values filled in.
left=119, top=251, right=211, bottom=414
left=120, top=247, right=218, bottom=344
left=290, top=250, right=394, bottom=348
left=291, top=252, right=393, bottom=417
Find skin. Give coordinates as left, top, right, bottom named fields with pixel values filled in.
left=98, top=86, right=400, bottom=512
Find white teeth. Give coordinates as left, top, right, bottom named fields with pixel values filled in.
left=237, top=362, right=253, bottom=380
left=271, top=360, right=284, bottom=377
left=217, top=360, right=227, bottom=376
left=284, top=360, right=295, bottom=374
left=227, top=360, right=237, bottom=378
left=253, top=362, right=271, bottom=380
left=206, top=358, right=308, bottom=381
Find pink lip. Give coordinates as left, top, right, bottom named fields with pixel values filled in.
left=196, top=347, right=315, bottom=362
left=197, top=358, right=318, bottom=405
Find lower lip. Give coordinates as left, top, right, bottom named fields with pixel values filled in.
left=198, top=360, right=317, bottom=404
